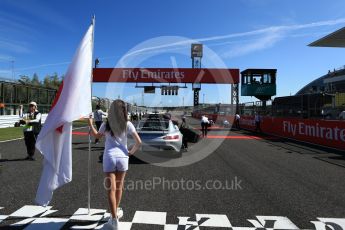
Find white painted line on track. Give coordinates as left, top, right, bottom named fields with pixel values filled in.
left=70, top=208, right=106, bottom=221
left=0, top=137, right=23, bottom=143
left=1, top=205, right=345, bottom=229
left=10, top=205, right=52, bottom=218
left=0, top=126, right=89, bottom=143
left=25, top=217, right=69, bottom=230
left=0, top=215, right=8, bottom=224
left=132, top=210, right=167, bottom=225
left=10, top=217, right=36, bottom=227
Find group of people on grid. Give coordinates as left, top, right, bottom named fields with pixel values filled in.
left=17, top=100, right=263, bottom=230
left=18, top=102, right=263, bottom=162
left=199, top=112, right=262, bottom=135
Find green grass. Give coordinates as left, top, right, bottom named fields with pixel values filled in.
left=0, top=120, right=89, bottom=142
left=0, top=127, right=24, bottom=141
left=73, top=120, right=89, bottom=128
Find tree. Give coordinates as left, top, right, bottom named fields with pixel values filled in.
left=41, top=73, right=62, bottom=89
left=19, top=75, right=30, bottom=84
left=51, top=72, right=61, bottom=89
left=31, top=73, right=40, bottom=86
left=43, top=75, right=52, bottom=88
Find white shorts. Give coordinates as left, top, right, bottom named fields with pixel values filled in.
left=103, top=154, right=129, bottom=173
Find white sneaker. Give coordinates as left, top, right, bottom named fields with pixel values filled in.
left=103, top=217, right=118, bottom=230
left=117, top=207, right=123, bottom=219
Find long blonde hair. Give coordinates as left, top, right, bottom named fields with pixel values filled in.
left=106, top=99, right=128, bottom=136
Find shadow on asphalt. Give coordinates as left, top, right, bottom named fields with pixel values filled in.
left=96, top=154, right=170, bottom=165
left=233, top=128, right=345, bottom=168
left=194, top=127, right=232, bottom=132
left=73, top=146, right=104, bottom=151
left=328, top=155, right=345, bottom=161
left=129, top=151, right=183, bottom=165
left=72, top=142, right=90, bottom=145
left=0, top=217, right=101, bottom=229
left=314, top=155, right=345, bottom=169
left=129, top=155, right=147, bottom=164
left=0, top=158, right=29, bottom=162
left=237, top=129, right=343, bottom=151
left=85, top=151, right=181, bottom=165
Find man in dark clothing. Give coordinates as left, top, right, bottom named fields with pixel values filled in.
left=19, top=102, right=42, bottom=160
left=93, top=105, right=107, bottom=144
left=179, top=116, right=188, bottom=151
left=235, top=113, right=241, bottom=129
left=201, top=115, right=209, bottom=137
left=254, top=112, right=262, bottom=132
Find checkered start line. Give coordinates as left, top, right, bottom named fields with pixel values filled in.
left=0, top=205, right=344, bottom=229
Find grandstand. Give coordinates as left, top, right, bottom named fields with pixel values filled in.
left=296, top=66, right=345, bottom=95
left=272, top=66, right=345, bottom=119
left=272, top=94, right=333, bottom=118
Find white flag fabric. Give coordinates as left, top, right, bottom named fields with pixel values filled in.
left=35, top=22, right=94, bottom=206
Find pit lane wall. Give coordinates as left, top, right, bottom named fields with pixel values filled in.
left=192, top=112, right=345, bottom=151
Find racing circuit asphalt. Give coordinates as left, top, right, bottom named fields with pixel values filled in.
left=0, top=115, right=345, bottom=229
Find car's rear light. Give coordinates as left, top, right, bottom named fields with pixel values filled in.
left=163, top=135, right=179, bottom=140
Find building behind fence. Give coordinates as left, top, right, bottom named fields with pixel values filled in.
left=0, top=79, right=57, bottom=115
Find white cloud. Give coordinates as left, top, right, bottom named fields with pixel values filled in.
left=16, top=61, right=70, bottom=71
left=1, top=0, right=74, bottom=31
left=0, top=40, right=29, bottom=53
left=0, top=54, right=14, bottom=62
left=121, top=18, right=345, bottom=61
left=10, top=17, right=345, bottom=72
left=220, top=30, right=284, bottom=58
left=0, top=10, right=33, bottom=54
left=0, top=17, right=33, bottom=34
left=0, top=69, right=11, bottom=78
left=0, top=1, right=74, bottom=56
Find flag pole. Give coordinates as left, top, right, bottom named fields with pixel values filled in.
left=88, top=15, right=96, bottom=215
left=88, top=126, right=91, bottom=215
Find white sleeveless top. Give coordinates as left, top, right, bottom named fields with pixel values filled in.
left=98, top=121, right=136, bottom=157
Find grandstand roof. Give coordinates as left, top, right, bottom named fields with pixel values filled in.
left=309, top=27, right=345, bottom=48
left=0, top=77, right=16, bottom=83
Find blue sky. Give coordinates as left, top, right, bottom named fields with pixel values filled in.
left=1, top=0, right=345, bottom=106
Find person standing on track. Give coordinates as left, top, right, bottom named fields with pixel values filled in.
left=201, top=115, right=209, bottom=137
left=179, top=116, right=189, bottom=151
left=88, top=99, right=141, bottom=230
left=19, top=102, right=41, bottom=161
left=254, top=112, right=262, bottom=132
left=93, top=104, right=107, bottom=144
left=235, top=113, right=241, bottom=129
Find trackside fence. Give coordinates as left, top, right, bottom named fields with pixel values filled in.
left=0, top=114, right=48, bottom=128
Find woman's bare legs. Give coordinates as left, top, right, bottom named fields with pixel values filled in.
left=105, top=172, right=117, bottom=218
left=115, top=171, right=126, bottom=210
